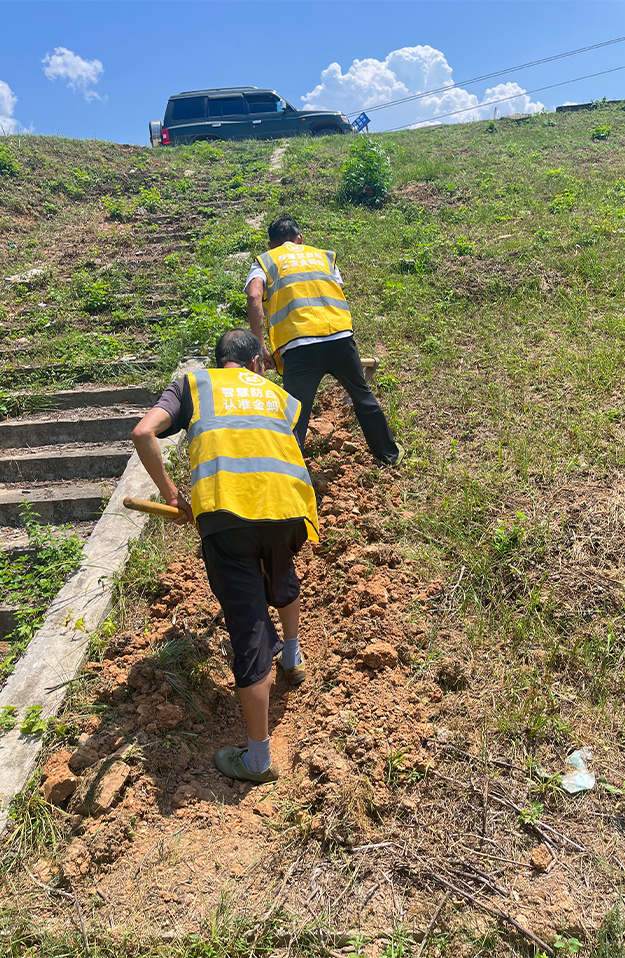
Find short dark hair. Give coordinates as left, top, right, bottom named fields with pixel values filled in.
left=215, top=329, right=262, bottom=368
left=268, top=215, right=301, bottom=244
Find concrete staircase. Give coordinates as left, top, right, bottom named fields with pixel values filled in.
left=0, top=384, right=158, bottom=641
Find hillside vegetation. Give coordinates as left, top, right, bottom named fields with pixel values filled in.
left=2, top=106, right=625, bottom=956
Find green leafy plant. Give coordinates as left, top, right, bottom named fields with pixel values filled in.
left=381, top=929, right=416, bottom=957
left=340, top=136, right=392, bottom=206
left=82, top=278, right=114, bottom=313
left=102, top=192, right=131, bottom=221
left=591, top=124, right=612, bottom=141
left=492, top=512, right=526, bottom=555
left=534, top=228, right=553, bottom=243
left=19, top=705, right=47, bottom=737
left=516, top=799, right=543, bottom=826
left=549, top=191, right=576, bottom=213
left=0, top=705, right=18, bottom=733
left=0, top=504, right=84, bottom=676
left=378, top=373, right=399, bottom=392
left=413, top=241, right=437, bottom=273
left=138, top=185, right=162, bottom=211
left=421, top=335, right=441, bottom=354
left=452, top=235, right=474, bottom=255
left=0, top=147, right=20, bottom=176
left=553, top=933, right=583, bottom=954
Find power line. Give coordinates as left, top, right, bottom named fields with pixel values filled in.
left=346, top=35, right=625, bottom=118
left=381, top=63, right=625, bottom=132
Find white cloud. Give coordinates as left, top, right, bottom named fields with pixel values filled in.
left=303, top=45, right=545, bottom=129
left=0, top=80, right=22, bottom=134
left=42, top=47, right=104, bottom=102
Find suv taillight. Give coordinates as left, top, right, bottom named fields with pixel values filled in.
left=162, top=128, right=170, bottom=145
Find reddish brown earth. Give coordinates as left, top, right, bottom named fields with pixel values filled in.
left=5, top=391, right=625, bottom=954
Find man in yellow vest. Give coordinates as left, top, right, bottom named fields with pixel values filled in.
left=131, top=329, right=319, bottom=784
left=246, top=214, right=404, bottom=464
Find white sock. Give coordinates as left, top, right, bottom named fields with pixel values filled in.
left=242, top=735, right=271, bottom=773
left=281, top=636, right=301, bottom=670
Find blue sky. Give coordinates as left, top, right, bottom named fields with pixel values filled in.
left=2, top=1, right=625, bottom=144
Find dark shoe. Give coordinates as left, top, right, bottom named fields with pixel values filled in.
left=276, top=650, right=306, bottom=686
left=385, top=442, right=405, bottom=467
left=214, top=747, right=279, bottom=783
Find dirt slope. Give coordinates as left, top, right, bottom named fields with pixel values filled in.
left=4, top=389, right=624, bottom=956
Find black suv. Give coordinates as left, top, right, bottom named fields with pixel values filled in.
left=149, top=87, right=354, bottom=145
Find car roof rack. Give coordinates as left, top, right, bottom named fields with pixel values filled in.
left=176, top=86, right=261, bottom=96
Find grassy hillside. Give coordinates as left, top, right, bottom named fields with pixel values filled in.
left=2, top=105, right=625, bottom=955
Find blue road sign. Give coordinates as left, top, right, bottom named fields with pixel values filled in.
left=353, top=112, right=370, bottom=132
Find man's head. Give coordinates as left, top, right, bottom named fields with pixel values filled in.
left=268, top=215, right=302, bottom=248
left=215, top=329, right=263, bottom=370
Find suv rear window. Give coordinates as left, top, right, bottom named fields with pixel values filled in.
left=172, top=97, right=206, bottom=122
left=207, top=97, right=247, bottom=117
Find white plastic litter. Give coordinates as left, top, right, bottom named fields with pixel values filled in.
left=561, top=747, right=595, bottom=794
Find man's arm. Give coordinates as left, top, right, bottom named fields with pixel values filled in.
left=246, top=276, right=275, bottom=370
left=131, top=407, right=194, bottom=524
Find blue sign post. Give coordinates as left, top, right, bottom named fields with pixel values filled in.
left=353, top=112, right=370, bottom=132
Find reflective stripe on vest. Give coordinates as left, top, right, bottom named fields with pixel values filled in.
left=257, top=243, right=352, bottom=373
left=187, top=368, right=319, bottom=541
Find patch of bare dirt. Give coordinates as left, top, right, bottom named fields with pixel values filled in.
left=4, top=393, right=625, bottom=953
left=395, top=182, right=462, bottom=210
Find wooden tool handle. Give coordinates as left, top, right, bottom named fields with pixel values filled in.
left=123, top=497, right=186, bottom=519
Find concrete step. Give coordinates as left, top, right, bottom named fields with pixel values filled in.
left=0, top=482, right=114, bottom=526
left=0, top=521, right=96, bottom=555
left=0, top=414, right=142, bottom=450
left=0, top=358, right=158, bottom=387
left=0, top=444, right=133, bottom=482
left=145, top=232, right=195, bottom=244
left=11, top=386, right=159, bottom=413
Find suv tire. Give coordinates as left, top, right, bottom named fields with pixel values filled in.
left=311, top=125, right=342, bottom=136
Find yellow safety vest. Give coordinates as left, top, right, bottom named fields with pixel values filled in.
left=256, top=243, right=352, bottom=373
left=187, top=368, right=319, bottom=541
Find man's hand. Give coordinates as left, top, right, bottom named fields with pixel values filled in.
left=261, top=346, right=275, bottom=371
left=166, top=491, right=194, bottom=525
left=131, top=408, right=195, bottom=527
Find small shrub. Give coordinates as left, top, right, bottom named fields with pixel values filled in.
left=138, top=186, right=161, bottom=212
left=102, top=193, right=131, bottom=221
left=591, top=124, right=612, bottom=141
left=83, top=279, right=114, bottom=313
left=0, top=147, right=20, bottom=176
left=339, top=137, right=392, bottom=207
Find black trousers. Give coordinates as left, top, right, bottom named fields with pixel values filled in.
left=281, top=336, right=399, bottom=462
left=201, top=520, right=307, bottom=688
